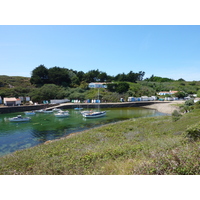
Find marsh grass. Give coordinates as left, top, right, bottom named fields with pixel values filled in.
left=0, top=110, right=200, bottom=175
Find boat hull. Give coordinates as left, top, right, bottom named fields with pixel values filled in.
left=9, top=116, right=31, bottom=122
left=82, top=111, right=106, bottom=118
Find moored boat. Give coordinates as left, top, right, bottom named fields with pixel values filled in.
left=82, top=89, right=106, bottom=118
left=25, top=111, right=35, bottom=115
left=35, top=109, right=44, bottom=113
left=82, top=111, right=106, bottom=118
left=54, top=111, right=69, bottom=118
left=9, top=115, right=31, bottom=122
left=52, top=108, right=62, bottom=112
left=43, top=110, right=53, bottom=113
left=80, top=110, right=93, bottom=115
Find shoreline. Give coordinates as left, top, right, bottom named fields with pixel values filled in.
left=0, top=101, right=185, bottom=114
left=141, top=100, right=184, bottom=114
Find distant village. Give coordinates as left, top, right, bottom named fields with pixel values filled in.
left=0, top=82, right=198, bottom=106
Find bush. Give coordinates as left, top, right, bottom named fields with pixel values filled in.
left=172, top=110, right=182, bottom=122
left=185, top=123, right=200, bottom=141
left=185, top=99, right=194, bottom=106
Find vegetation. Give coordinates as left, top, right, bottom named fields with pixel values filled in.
left=1, top=67, right=200, bottom=174
left=0, top=105, right=200, bottom=175
left=1, top=65, right=200, bottom=104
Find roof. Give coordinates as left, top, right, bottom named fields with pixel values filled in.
left=3, top=98, right=17, bottom=101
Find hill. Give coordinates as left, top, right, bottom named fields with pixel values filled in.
left=0, top=75, right=32, bottom=88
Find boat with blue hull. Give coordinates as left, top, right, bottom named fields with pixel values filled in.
left=82, top=111, right=106, bottom=118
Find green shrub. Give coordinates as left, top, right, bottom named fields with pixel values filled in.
left=185, top=123, right=200, bottom=141
left=185, top=99, right=194, bottom=106
left=172, top=110, right=182, bottom=122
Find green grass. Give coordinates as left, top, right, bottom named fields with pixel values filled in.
left=0, top=109, right=200, bottom=175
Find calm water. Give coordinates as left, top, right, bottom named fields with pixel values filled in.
left=0, top=107, right=166, bottom=157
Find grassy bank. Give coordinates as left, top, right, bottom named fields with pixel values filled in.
left=0, top=109, right=200, bottom=175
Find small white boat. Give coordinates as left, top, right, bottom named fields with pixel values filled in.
left=54, top=111, right=69, bottom=118
left=9, top=115, right=31, bottom=122
left=43, top=110, right=53, bottom=113
left=35, top=109, right=44, bottom=113
left=82, top=111, right=106, bottom=118
left=52, top=108, right=62, bottom=112
left=25, top=111, right=35, bottom=115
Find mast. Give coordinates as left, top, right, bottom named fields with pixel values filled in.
left=98, top=89, right=100, bottom=111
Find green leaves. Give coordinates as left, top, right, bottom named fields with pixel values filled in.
left=185, top=122, right=200, bottom=141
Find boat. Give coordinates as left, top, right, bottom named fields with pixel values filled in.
left=43, top=110, right=53, bottom=113
left=82, top=89, right=106, bottom=118
left=82, top=111, right=106, bottom=118
left=80, top=110, right=93, bottom=115
left=35, top=109, right=44, bottom=113
left=9, top=115, right=31, bottom=122
left=54, top=111, right=69, bottom=118
left=24, top=111, right=35, bottom=115
left=52, top=108, right=62, bottom=112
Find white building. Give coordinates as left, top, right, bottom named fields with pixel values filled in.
left=88, top=82, right=107, bottom=88
left=158, top=90, right=178, bottom=96
left=3, top=97, right=21, bottom=106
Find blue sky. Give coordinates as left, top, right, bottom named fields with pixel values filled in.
left=1, top=25, right=200, bottom=81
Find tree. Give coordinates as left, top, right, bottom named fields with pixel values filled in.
left=174, top=91, right=187, bottom=99
left=30, top=65, right=49, bottom=86
left=83, top=69, right=100, bottom=82
left=116, top=82, right=129, bottom=93
left=178, top=78, right=185, bottom=81
left=29, top=84, right=66, bottom=103
left=76, top=71, right=85, bottom=83
left=48, top=67, right=71, bottom=86
left=107, top=83, right=117, bottom=92
left=97, top=72, right=108, bottom=82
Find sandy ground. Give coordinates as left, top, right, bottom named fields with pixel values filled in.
left=141, top=100, right=185, bottom=114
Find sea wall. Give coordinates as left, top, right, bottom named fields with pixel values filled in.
left=0, top=101, right=170, bottom=114
left=0, top=104, right=54, bottom=114
left=56, top=101, right=170, bottom=109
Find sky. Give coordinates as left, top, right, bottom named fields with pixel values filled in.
left=1, top=25, right=200, bottom=81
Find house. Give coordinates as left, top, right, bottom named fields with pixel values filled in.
left=88, top=82, right=107, bottom=88
left=158, top=90, right=178, bottom=96
left=25, top=97, right=30, bottom=101
left=3, top=97, right=21, bottom=106
left=19, top=96, right=24, bottom=101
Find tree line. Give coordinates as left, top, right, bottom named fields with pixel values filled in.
left=30, top=65, right=146, bottom=87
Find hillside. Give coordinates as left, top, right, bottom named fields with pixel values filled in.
left=0, top=75, right=32, bottom=88
left=0, top=75, right=200, bottom=104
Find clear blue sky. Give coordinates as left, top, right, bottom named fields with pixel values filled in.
left=1, top=25, right=200, bottom=81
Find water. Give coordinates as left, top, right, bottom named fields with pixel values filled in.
left=0, top=107, right=166, bottom=157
